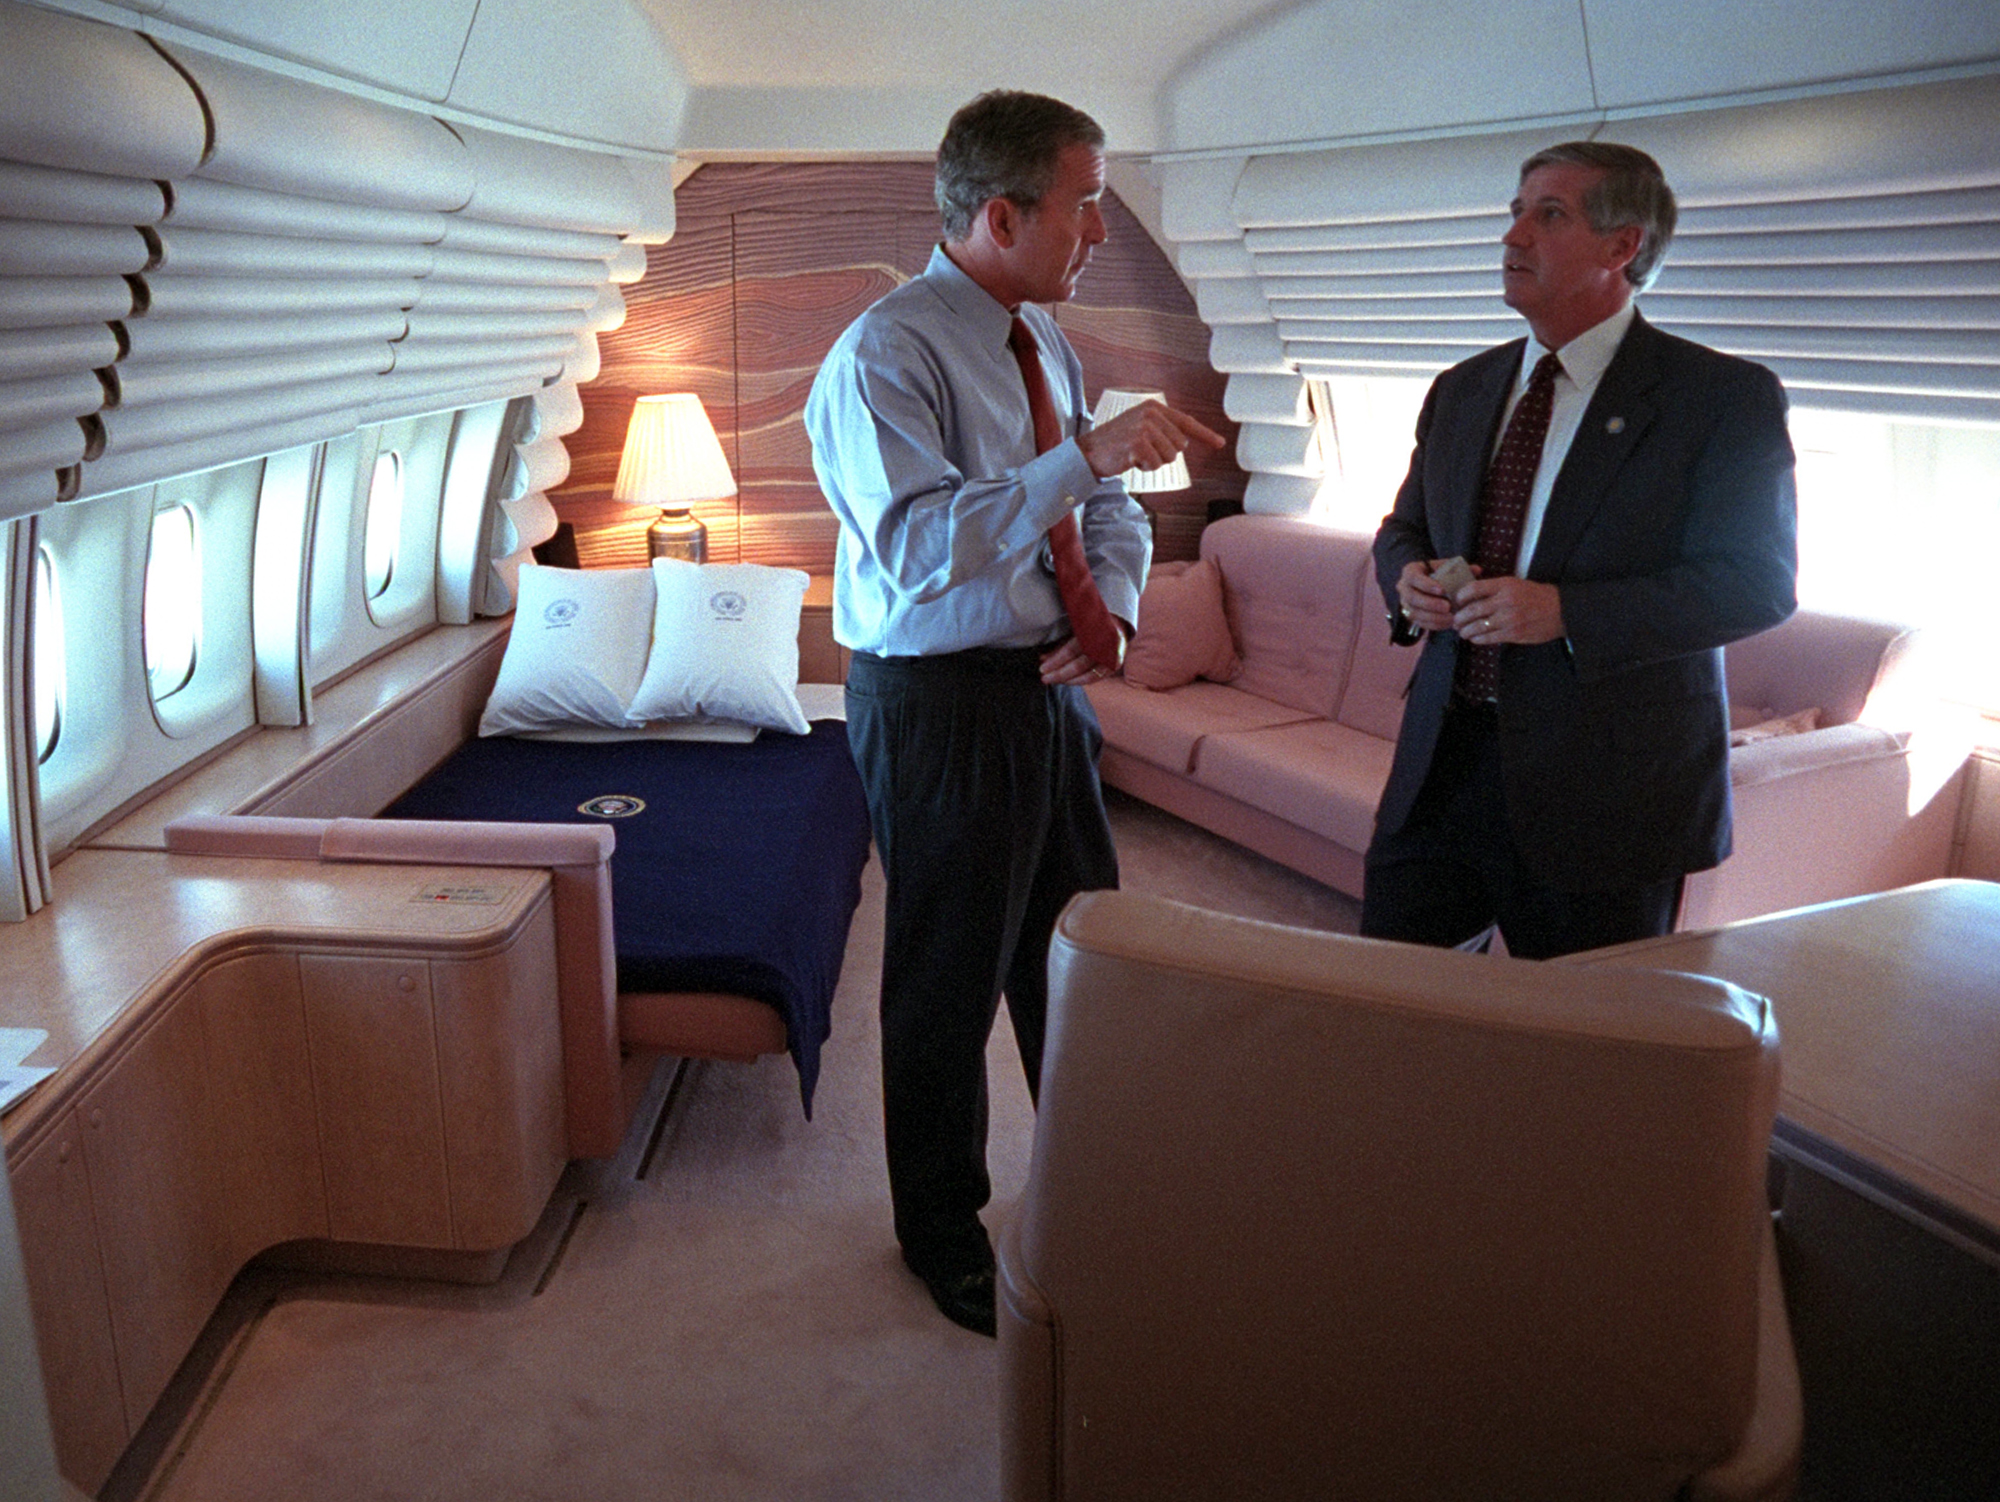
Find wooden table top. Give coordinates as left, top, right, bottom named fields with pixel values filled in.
left=1578, top=879, right=2000, bottom=1246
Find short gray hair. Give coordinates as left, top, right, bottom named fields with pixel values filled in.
left=1520, top=141, right=1678, bottom=289
left=935, top=91, right=1104, bottom=242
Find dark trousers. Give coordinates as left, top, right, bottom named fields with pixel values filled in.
left=1361, top=699, right=1683, bottom=960
left=845, top=647, right=1118, bottom=1273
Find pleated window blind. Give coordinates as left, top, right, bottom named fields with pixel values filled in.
left=1161, top=72, right=2000, bottom=514
left=0, top=0, right=674, bottom=588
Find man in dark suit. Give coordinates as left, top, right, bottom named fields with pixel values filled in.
left=1363, top=141, right=1798, bottom=959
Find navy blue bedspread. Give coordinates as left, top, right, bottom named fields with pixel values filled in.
left=382, top=721, right=872, bottom=1115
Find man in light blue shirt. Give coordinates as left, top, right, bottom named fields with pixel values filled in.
left=806, top=90, right=1221, bottom=1337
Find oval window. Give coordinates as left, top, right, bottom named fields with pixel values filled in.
left=364, top=448, right=404, bottom=600
left=144, top=503, right=199, bottom=702
left=32, top=544, right=62, bottom=762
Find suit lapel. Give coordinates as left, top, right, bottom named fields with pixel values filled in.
left=1526, top=314, right=1663, bottom=581
left=1442, top=342, right=1523, bottom=557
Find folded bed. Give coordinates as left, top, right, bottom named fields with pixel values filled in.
left=383, top=721, right=871, bottom=1115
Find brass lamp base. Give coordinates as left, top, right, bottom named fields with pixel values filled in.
left=648, top=508, right=707, bottom=563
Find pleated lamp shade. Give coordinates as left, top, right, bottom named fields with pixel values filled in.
left=613, top=393, right=735, bottom=561
left=1090, top=389, right=1192, bottom=494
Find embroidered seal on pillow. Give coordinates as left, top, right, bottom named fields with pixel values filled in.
left=544, top=597, right=581, bottom=626
left=709, top=590, right=747, bottom=621
left=578, top=794, right=646, bottom=818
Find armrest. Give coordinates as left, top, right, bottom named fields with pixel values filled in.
left=1728, top=722, right=1905, bottom=789
left=998, top=1215, right=1060, bottom=1502
left=1686, top=1216, right=1803, bottom=1502
left=1687, top=724, right=1970, bottom=929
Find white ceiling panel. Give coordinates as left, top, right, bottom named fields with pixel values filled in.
left=450, top=0, right=690, bottom=154
left=154, top=0, right=479, bottom=100
left=1163, top=0, right=1597, bottom=153
left=1585, top=0, right=2000, bottom=110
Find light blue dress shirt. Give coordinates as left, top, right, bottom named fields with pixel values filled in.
left=805, top=245, right=1152, bottom=656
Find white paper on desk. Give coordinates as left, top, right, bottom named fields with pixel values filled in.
left=0, top=1027, right=47, bottom=1067
left=0, top=1065, right=53, bottom=1114
left=0, top=1028, right=52, bottom=1113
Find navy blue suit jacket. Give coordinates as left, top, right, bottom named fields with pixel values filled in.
left=1372, top=312, right=1799, bottom=892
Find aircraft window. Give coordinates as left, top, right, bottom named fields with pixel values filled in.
left=32, top=545, right=62, bottom=763
left=144, top=504, right=200, bottom=702
left=1789, top=409, right=2000, bottom=709
left=1307, top=376, right=1429, bottom=533
left=364, top=448, right=404, bottom=600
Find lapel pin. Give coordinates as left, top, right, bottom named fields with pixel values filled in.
left=1605, top=416, right=1626, bottom=434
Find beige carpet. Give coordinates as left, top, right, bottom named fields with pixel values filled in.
left=114, top=791, right=1357, bottom=1502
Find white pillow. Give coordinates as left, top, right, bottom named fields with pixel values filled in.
left=629, top=559, right=811, bottom=734
left=478, top=562, right=656, bottom=736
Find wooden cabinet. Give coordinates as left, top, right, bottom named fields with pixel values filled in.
left=302, top=953, right=456, bottom=1247
left=198, top=952, right=327, bottom=1267
left=7, top=889, right=565, bottom=1493
left=431, top=919, right=565, bottom=1251
left=11, top=1119, right=124, bottom=1490
left=78, top=996, right=232, bottom=1436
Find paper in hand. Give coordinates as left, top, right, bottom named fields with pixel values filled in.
left=1430, top=555, right=1475, bottom=600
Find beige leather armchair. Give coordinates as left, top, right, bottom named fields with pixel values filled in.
left=999, top=892, right=1801, bottom=1502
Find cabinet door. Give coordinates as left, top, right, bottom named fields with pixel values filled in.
left=10, top=1119, right=126, bottom=1493
left=300, top=953, right=453, bottom=1246
left=77, top=998, right=231, bottom=1439
left=198, top=951, right=327, bottom=1267
left=433, top=901, right=565, bottom=1250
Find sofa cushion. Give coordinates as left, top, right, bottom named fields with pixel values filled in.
left=1202, top=515, right=1371, bottom=720
left=1195, top=719, right=1398, bottom=855
left=1125, top=558, right=1242, bottom=691
left=1086, top=679, right=1316, bottom=776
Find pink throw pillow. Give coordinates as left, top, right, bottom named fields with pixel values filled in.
left=1123, top=558, right=1241, bottom=691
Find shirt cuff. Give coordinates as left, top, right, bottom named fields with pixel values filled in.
left=1030, top=440, right=1103, bottom=528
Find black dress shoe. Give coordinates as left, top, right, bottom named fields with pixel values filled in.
left=910, top=1262, right=996, bottom=1338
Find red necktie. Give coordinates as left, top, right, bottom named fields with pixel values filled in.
left=1457, top=351, right=1560, bottom=702
left=1007, top=316, right=1124, bottom=670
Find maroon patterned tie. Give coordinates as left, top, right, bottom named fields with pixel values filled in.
left=1457, top=351, right=1561, bottom=702
left=1007, top=316, right=1124, bottom=670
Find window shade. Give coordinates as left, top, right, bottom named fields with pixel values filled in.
left=0, top=2, right=205, bottom=179
left=0, top=0, right=673, bottom=513
left=0, top=326, right=120, bottom=384
left=1160, top=72, right=2000, bottom=513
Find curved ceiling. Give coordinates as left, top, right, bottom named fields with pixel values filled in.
left=36, top=0, right=2000, bottom=161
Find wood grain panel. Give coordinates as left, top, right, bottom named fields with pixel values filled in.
left=567, top=216, right=741, bottom=570
left=12, top=1120, right=126, bottom=1493
left=197, top=951, right=328, bottom=1266
left=553, top=161, right=1245, bottom=573
left=76, top=998, right=230, bottom=1435
left=429, top=901, right=566, bottom=1251
left=299, top=953, right=453, bottom=1249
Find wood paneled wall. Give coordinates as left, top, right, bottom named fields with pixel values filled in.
left=554, top=161, right=1244, bottom=571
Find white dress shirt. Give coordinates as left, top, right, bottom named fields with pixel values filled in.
left=805, top=246, right=1151, bottom=657
left=1503, top=300, right=1636, bottom=574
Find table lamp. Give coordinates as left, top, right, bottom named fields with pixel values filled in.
left=612, top=393, right=735, bottom=563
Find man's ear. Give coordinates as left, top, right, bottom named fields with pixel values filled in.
left=1602, top=222, right=1645, bottom=276
left=982, top=195, right=1019, bottom=249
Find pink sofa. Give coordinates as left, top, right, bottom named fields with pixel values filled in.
left=1087, top=514, right=1970, bottom=930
